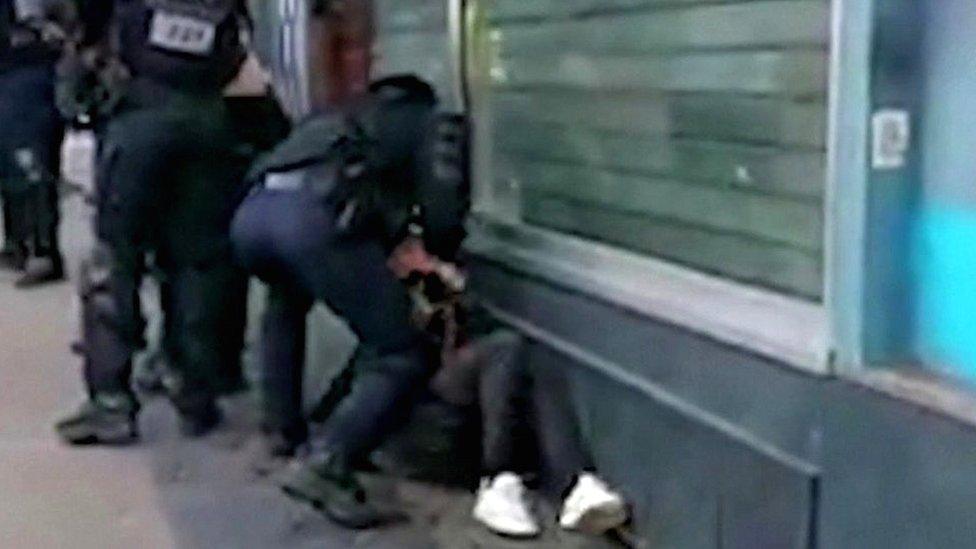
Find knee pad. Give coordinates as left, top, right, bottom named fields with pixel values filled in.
left=79, top=244, right=145, bottom=345
left=78, top=244, right=114, bottom=297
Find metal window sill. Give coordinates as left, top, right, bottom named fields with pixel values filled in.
left=465, top=214, right=830, bottom=375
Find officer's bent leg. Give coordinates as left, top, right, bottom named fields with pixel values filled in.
left=231, top=193, right=314, bottom=443
left=306, top=237, right=431, bottom=465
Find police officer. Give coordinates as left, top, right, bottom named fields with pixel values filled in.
left=230, top=75, right=468, bottom=528
left=55, top=0, right=256, bottom=444
left=132, top=54, right=291, bottom=399
left=0, top=0, right=71, bottom=286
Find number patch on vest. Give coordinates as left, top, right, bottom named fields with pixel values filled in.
left=149, top=11, right=216, bottom=55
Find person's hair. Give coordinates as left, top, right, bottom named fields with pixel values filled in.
left=311, top=0, right=335, bottom=17
left=368, top=75, right=437, bottom=106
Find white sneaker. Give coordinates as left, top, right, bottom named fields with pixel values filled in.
left=559, top=473, right=629, bottom=535
left=472, top=472, right=542, bottom=538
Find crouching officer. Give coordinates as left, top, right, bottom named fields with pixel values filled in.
left=56, top=0, right=253, bottom=444
left=0, top=0, right=71, bottom=285
left=231, top=75, right=469, bottom=528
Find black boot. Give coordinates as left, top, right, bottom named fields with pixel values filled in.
left=248, top=426, right=308, bottom=478
left=55, top=393, right=139, bottom=445
left=0, top=244, right=27, bottom=271
left=266, top=422, right=309, bottom=458
left=215, top=374, right=249, bottom=397
left=280, top=451, right=406, bottom=530
left=15, top=254, right=65, bottom=288
left=179, top=400, right=223, bottom=438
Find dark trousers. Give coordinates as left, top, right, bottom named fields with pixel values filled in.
left=80, top=97, right=248, bottom=414
left=80, top=243, right=247, bottom=412
left=232, top=187, right=430, bottom=460
left=0, top=64, right=64, bottom=259
left=475, top=331, right=595, bottom=493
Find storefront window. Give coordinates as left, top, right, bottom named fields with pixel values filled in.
left=468, top=0, right=831, bottom=301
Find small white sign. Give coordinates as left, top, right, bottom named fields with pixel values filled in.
left=149, top=11, right=216, bottom=56
left=872, top=109, right=911, bottom=170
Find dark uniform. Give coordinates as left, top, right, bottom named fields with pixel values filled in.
left=230, top=76, right=468, bottom=528
left=56, top=0, right=257, bottom=444
left=0, top=0, right=69, bottom=285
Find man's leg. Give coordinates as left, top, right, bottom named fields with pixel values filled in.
left=56, top=242, right=143, bottom=444
left=530, top=364, right=594, bottom=494
left=15, top=175, right=65, bottom=287
left=230, top=191, right=314, bottom=454
left=1, top=194, right=12, bottom=253
left=10, top=111, right=66, bottom=286
left=259, top=284, right=313, bottom=452
left=0, top=188, right=28, bottom=270
left=133, top=274, right=175, bottom=395
left=470, top=331, right=545, bottom=539
left=214, top=271, right=250, bottom=395
left=530, top=364, right=628, bottom=534
left=163, top=263, right=246, bottom=436
left=477, top=331, right=536, bottom=477
left=0, top=165, right=33, bottom=272
left=57, top=106, right=168, bottom=444
left=309, top=234, right=431, bottom=455
left=282, top=234, right=431, bottom=529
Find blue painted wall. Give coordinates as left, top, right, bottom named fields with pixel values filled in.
left=914, top=0, right=976, bottom=379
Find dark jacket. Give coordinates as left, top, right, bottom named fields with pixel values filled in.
left=249, top=76, right=470, bottom=261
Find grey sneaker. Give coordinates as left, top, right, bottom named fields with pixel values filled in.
left=55, top=394, right=139, bottom=445
left=280, top=454, right=406, bottom=530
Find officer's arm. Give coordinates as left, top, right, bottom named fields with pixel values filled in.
left=415, top=113, right=471, bottom=261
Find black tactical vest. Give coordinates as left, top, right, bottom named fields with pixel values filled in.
left=116, top=0, right=245, bottom=94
